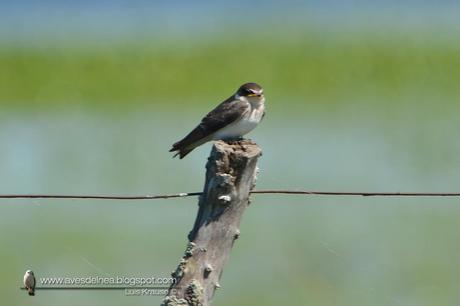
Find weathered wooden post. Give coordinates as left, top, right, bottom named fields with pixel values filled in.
left=162, top=140, right=262, bottom=306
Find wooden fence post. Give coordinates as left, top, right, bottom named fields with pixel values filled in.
left=162, top=140, right=262, bottom=306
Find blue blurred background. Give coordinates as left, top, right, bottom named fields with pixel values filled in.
left=1, top=1, right=460, bottom=305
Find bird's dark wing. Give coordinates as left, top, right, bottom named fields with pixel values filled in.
left=170, top=96, right=250, bottom=158
left=201, top=96, right=250, bottom=133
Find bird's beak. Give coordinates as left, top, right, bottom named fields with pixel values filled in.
left=248, top=93, right=262, bottom=97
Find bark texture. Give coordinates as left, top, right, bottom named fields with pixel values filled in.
left=162, top=140, right=262, bottom=306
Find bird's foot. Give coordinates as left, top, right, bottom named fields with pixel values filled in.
left=224, top=137, right=245, bottom=145
left=221, top=138, right=257, bottom=147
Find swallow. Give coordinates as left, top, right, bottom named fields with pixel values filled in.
left=23, top=270, right=36, bottom=296
left=170, top=82, right=265, bottom=158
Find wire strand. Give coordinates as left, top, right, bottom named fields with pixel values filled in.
left=1, top=190, right=460, bottom=201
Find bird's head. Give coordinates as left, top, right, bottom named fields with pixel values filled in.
left=25, top=270, right=34, bottom=275
left=235, top=82, right=264, bottom=105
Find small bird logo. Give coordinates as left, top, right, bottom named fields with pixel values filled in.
left=23, top=270, right=36, bottom=296
left=170, top=82, right=266, bottom=158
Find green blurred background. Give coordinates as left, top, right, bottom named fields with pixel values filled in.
left=1, top=1, right=460, bottom=305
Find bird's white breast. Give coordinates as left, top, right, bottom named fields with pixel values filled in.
left=212, top=104, right=264, bottom=140
left=24, top=274, right=34, bottom=286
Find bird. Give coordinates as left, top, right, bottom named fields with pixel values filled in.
left=23, top=270, right=36, bottom=296
left=170, top=82, right=265, bottom=159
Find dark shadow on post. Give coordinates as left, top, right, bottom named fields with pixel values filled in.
left=162, top=140, right=262, bottom=306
